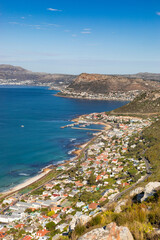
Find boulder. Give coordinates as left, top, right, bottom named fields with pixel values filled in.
left=141, top=182, right=160, bottom=202
left=114, top=199, right=128, bottom=213
left=76, top=215, right=91, bottom=226
left=129, top=187, right=144, bottom=197
left=69, top=215, right=91, bottom=231
left=78, top=222, right=134, bottom=240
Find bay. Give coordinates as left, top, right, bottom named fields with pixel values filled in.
left=0, top=86, right=128, bottom=191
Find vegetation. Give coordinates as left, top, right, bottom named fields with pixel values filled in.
left=74, top=223, right=86, bottom=236
left=126, top=118, right=160, bottom=181
left=69, top=117, right=160, bottom=240
left=87, top=172, right=96, bottom=185
left=110, top=90, right=160, bottom=114
left=19, top=169, right=58, bottom=194
left=46, top=221, right=56, bottom=231
left=79, top=191, right=101, bottom=204
left=70, top=190, right=160, bottom=240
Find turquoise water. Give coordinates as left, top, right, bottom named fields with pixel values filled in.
left=0, top=86, right=128, bottom=191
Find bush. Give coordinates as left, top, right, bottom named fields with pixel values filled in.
left=148, top=208, right=160, bottom=226
left=88, top=215, right=102, bottom=227
left=74, top=223, right=86, bottom=236
left=48, top=210, right=55, bottom=217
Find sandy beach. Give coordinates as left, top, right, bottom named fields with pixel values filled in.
left=1, top=169, right=52, bottom=197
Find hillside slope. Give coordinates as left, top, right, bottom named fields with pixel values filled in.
left=66, top=73, right=160, bottom=94
left=110, top=90, right=160, bottom=114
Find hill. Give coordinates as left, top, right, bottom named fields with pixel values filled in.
left=110, top=89, right=160, bottom=114
left=58, top=73, right=160, bottom=101
left=68, top=73, right=160, bottom=93
left=0, top=64, right=76, bottom=89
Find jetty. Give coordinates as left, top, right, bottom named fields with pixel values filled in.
left=71, top=127, right=100, bottom=131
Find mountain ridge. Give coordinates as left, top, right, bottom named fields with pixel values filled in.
left=0, top=64, right=76, bottom=89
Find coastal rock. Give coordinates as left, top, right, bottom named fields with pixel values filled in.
left=114, top=199, right=128, bottom=213
left=141, top=182, right=160, bottom=202
left=78, top=222, right=134, bottom=240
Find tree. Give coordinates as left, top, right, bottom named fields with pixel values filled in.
left=46, top=221, right=56, bottom=231
left=88, top=172, right=96, bottom=186
left=48, top=210, right=55, bottom=217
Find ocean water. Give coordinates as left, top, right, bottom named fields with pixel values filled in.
left=0, top=86, right=128, bottom=191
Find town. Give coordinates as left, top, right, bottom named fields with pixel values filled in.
left=0, top=113, right=151, bottom=240
left=57, top=89, right=141, bottom=101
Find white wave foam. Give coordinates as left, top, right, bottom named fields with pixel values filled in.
left=68, top=149, right=76, bottom=155
left=19, top=173, right=30, bottom=176
left=70, top=138, right=76, bottom=142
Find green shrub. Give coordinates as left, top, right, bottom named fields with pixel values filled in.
left=75, top=223, right=86, bottom=236
left=89, top=215, right=102, bottom=227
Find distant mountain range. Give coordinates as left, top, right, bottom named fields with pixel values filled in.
left=125, top=72, right=160, bottom=82
left=1, top=65, right=160, bottom=97
left=0, top=64, right=76, bottom=89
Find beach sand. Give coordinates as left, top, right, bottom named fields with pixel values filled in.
left=1, top=169, right=51, bottom=197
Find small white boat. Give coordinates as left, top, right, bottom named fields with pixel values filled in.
left=21, top=125, right=24, bottom=128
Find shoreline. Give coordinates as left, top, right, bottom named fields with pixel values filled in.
left=2, top=169, right=52, bottom=196
left=0, top=119, right=111, bottom=198
left=54, top=93, right=131, bottom=102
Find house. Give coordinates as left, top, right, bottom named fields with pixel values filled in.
left=22, top=236, right=32, bottom=240
left=0, top=214, right=21, bottom=223
left=96, top=175, right=102, bottom=181
left=51, top=214, right=58, bottom=219
left=3, top=236, right=14, bottom=240
left=76, top=202, right=85, bottom=208
left=52, top=216, right=61, bottom=225
left=3, top=197, right=16, bottom=205
left=0, top=232, right=7, bottom=239
left=24, top=226, right=34, bottom=234
left=51, top=206, right=62, bottom=213
left=45, top=183, right=54, bottom=190
left=121, top=182, right=129, bottom=187
left=88, top=203, right=98, bottom=210
left=36, top=229, right=50, bottom=237
left=98, top=197, right=106, bottom=203
left=15, top=223, right=25, bottom=229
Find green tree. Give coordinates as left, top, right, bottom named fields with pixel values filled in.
left=46, top=221, right=56, bottom=231
left=88, top=172, right=96, bottom=185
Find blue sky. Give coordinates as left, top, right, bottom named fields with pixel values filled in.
left=0, top=0, right=160, bottom=74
